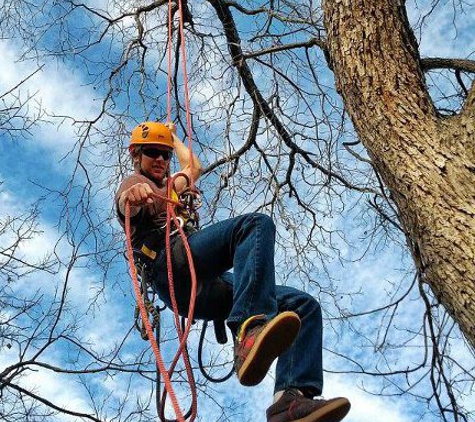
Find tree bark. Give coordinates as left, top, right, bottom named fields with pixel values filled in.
left=322, top=0, right=475, bottom=348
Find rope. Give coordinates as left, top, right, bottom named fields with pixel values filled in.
left=126, top=1, right=200, bottom=419
left=151, top=191, right=184, bottom=208
left=167, top=0, right=173, bottom=122
left=167, top=0, right=195, bottom=189
left=164, top=4, right=199, bottom=418
left=175, top=0, right=195, bottom=190
left=160, top=175, right=198, bottom=422
left=125, top=201, right=186, bottom=422
left=198, top=321, right=235, bottom=383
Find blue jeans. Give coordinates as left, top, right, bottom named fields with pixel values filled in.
left=151, top=213, right=324, bottom=396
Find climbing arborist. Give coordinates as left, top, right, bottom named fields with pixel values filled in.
left=116, top=121, right=351, bottom=422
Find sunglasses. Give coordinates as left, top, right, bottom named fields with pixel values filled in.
left=141, top=148, right=173, bottom=160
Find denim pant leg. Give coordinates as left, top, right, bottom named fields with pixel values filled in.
left=274, top=285, right=324, bottom=397
left=151, top=213, right=278, bottom=328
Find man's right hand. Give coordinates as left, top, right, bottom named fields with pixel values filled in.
left=121, top=183, right=155, bottom=207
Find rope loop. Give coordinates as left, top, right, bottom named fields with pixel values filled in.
left=125, top=201, right=187, bottom=421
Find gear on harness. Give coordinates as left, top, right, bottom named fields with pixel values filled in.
left=132, top=254, right=166, bottom=340
left=172, top=172, right=201, bottom=231
left=136, top=173, right=201, bottom=262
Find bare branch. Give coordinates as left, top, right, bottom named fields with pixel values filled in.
left=421, top=57, right=475, bottom=74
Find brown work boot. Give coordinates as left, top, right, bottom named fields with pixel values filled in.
left=266, top=389, right=351, bottom=422
left=235, top=311, right=301, bottom=386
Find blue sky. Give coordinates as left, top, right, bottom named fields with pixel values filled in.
left=1, top=1, right=474, bottom=421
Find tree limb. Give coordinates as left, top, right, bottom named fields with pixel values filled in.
left=4, top=381, right=103, bottom=422
left=207, top=0, right=376, bottom=194
left=242, top=37, right=326, bottom=60
left=421, top=57, right=475, bottom=74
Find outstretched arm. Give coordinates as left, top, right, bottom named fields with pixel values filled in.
left=166, top=122, right=203, bottom=192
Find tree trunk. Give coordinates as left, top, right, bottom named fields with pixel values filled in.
left=322, top=0, right=475, bottom=349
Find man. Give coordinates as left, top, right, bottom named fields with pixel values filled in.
left=116, top=121, right=351, bottom=422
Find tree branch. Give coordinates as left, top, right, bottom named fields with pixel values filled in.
left=242, top=37, right=326, bottom=60
left=207, top=0, right=375, bottom=194
left=203, top=106, right=260, bottom=174
left=421, top=57, right=475, bottom=74
left=4, top=381, right=103, bottom=422
left=224, top=0, right=314, bottom=25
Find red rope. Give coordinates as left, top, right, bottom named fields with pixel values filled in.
left=125, top=1, right=199, bottom=420
left=167, top=0, right=173, bottom=123
left=142, top=1, right=198, bottom=419
left=176, top=0, right=195, bottom=190
left=151, top=190, right=183, bottom=208
left=124, top=201, right=186, bottom=422
left=162, top=175, right=198, bottom=421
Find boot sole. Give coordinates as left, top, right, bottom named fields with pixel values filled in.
left=291, top=398, right=351, bottom=422
left=238, top=311, right=301, bottom=386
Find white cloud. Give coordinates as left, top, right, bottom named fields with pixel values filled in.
left=0, top=352, right=104, bottom=422
left=27, top=370, right=93, bottom=421
left=0, top=40, right=99, bottom=155
left=0, top=190, right=20, bottom=214
left=409, top=1, right=475, bottom=58
left=326, top=374, right=413, bottom=422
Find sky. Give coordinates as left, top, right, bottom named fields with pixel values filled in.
left=1, top=1, right=474, bottom=421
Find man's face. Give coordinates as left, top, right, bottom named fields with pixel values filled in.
left=138, top=145, right=172, bottom=181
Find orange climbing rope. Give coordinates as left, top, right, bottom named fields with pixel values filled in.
left=162, top=0, right=199, bottom=420
left=160, top=175, right=198, bottom=421
left=125, top=202, right=186, bottom=421
left=124, top=0, right=200, bottom=421
left=175, top=0, right=195, bottom=190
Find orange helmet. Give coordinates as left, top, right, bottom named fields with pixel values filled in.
left=129, top=122, right=174, bottom=153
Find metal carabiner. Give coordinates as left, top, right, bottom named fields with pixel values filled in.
left=169, top=216, right=184, bottom=236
